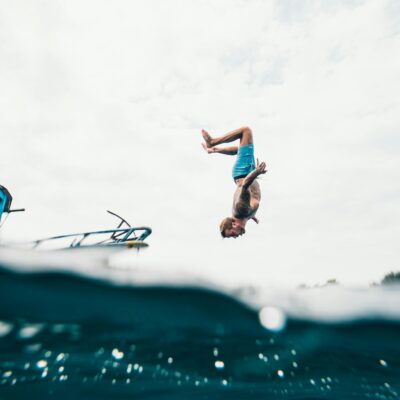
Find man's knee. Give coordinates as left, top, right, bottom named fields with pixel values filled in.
left=242, top=126, right=253, bottom=143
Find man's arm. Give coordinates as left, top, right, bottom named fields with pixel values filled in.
left=242, top=159, right=267, bottom=189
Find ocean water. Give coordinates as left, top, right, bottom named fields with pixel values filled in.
left=0, top=253, right=399, bottom=399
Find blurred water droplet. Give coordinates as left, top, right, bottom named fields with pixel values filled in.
left=112, top=348, right=124, bottom=360
left=0, top=321, right=13, bottom=337
left=18, top=324, right=43, bottom=340
left=36, top=360, right=47, bottom=369
left=259, top=306, right=286, bottom=332
left=24, top=343, right=42, bottom=353
left=258, top=353, right=268, bottom=362
left=215, top=360, right=225, bottom=370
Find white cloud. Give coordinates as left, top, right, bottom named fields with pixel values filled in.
left=1, top=0, right=399, bottom=287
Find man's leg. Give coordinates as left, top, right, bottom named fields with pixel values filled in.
left=202, top=127, right=253, bottom=148
left=202, top=143, right=238, bottom=155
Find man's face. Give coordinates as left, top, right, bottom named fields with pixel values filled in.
left=224, top=226, right=245, bottom=238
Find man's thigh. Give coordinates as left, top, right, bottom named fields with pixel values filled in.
left=240, top=127, right=253, bottom=146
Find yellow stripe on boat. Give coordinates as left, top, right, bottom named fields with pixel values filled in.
left=124, top=241, right=148, bottom=248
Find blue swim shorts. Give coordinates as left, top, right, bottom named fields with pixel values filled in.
left=232, top=144, right=256, bottom=181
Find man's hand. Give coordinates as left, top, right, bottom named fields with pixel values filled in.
left=242, top=159, right=267, bottom=189
left=255, top=158, right=267, bottom=176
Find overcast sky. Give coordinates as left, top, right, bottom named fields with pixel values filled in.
left=1, top=0, right=399, bottom=287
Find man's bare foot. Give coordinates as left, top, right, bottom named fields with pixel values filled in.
left=201, top=143, right=215, bottom=153
left=201, top=129, right=213, bottom=148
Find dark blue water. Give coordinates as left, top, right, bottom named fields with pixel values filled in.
left=0, top=265, right=399, bottom=399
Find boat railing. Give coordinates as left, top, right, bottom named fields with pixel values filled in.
left=31, top=227, right=152, bottom=249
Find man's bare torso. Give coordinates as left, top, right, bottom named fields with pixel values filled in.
left=232, top=178, right=261, bottom=219
left=200, top=126, right=266, bottom=238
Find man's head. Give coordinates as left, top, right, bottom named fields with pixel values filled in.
left=220, top=217, right=246, bottom=238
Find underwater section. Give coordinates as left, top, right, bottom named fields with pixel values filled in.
left=0, top=264, right=399, bottom=399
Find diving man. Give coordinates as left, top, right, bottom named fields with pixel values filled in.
left=201, top=126, right=267, bottom=238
